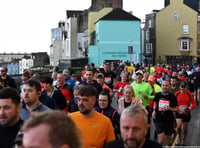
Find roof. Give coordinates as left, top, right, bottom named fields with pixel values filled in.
left=165, top=0, right=200, bottom=13
left=99, top=8, right=141, bottom=21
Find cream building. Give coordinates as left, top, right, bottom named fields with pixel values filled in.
left=156, top=0, right=198, bottom=64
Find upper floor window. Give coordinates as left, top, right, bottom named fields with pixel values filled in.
left=146, top=43, right=152, bottom=53
left=148, top=20, right=152, bottom=28
left=146, top=31, right=149, bottom=41
left=179, top=39, right=190, bottom=51
left=182, top=24, right=189, bottom=34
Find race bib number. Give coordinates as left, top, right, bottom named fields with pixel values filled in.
left=179, top=105, right=188, bottom=115
left=104, top=77, right=111, bottom=84
left=159, top=99, right=170, bottom=111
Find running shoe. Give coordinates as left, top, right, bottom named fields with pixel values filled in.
left=175, top=137, right=181, bottom=146
left=182, top=139, right=186, bottom=146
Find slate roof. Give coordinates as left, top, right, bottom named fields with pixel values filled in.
left=99, top=8, right=141, bottom=21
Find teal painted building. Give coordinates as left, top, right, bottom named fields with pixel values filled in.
left=88, top=8, right=141, bottom=66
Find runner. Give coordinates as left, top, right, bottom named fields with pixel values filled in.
left=152, top=80, right=178, bottom=146
left=175, top=81, right=196, bottom=146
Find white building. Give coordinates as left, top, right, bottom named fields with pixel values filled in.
left=50, top=11, right=88, bottom=66
left=19, top=58, right=33, bottom=74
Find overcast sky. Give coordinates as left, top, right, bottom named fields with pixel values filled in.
left=0, top=0, right=164, bottom=54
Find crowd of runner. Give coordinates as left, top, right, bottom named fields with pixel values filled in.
left=0, top=61, right=199, bottom=147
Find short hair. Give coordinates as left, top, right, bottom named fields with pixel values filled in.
left=86, top=69, right=94, bottom=74
left=24, top=79, right=41, bottom=92
left=78, top=85, right=97, bottom=97
left=22, top=70, right=31, bottom=79
left=74, top=85, right=83, bottom=91
left=91, top=63, right=95, bottom=67
left=43, top=77, right=53, bottom=85
left=99, top=88, right=112, bottom=106
left=2, top=67, right=8, bottom=72
left=0, top=87, right=21, bottom=105
left=161, top=80, right=170, bottom=85
left=171, top=76, right=178, bottom=81
left=120, top=105, right=147, bottom=125
left=22, top=110, right=82, bottom=148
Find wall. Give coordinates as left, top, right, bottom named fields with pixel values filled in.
left=156, top=0, right=198, bottom=61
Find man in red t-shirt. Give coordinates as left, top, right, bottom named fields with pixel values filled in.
left=81, top=64, right=89, bottom=81
left=113, top=74, right=130, bottom=101
left=155, top=63, right=164, bottom=79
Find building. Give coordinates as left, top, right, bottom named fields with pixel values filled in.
left=156, top=0, right=199, bottom=64
left=7, top=63, right=19, bottom=75
left=88, top=8, right=141, bottom=66
left=0, top=53, right=32, bottom=63
left=32, top=52, right=49, bottom=67
left=90, top=0, right=122, bottom=11
left=143, top=10, right=159, bottom=64
left=0, top=52, right=48, bottom=75
left=19, top=58, right=33, bottom=74
left=88, top=8, right=113, bottom=45
left=50, top=21, right=66, bottom=66
left=50, top=0, right=124, bottom=68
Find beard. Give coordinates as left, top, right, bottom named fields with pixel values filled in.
left=78, top=104, right=91, bottom=114
left=124, top=138, right=139, bottom=148
left=0, top=111, right=18, bottom=127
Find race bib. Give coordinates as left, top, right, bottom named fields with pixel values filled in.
left=104, top=77, right=111, bottom=84
left=179, top=105, right=188, bottom=115
left=158, top=99, right=170, bottom=111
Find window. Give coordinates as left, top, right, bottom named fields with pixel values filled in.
left=179, top=40, right=190, bottom=51
left=146, top=43, right=152, bottom=53
left=146, top=31, right=149, bottom=41
left=182, top=24, right=189, bottom=34
left=198, top=41, right=200, bottom=50
left=198, top=23, right=200, bottom=34
left=148, top=20, right=152, bottom=28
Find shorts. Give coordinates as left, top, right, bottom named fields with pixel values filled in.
left=155, top=121, right=174, bottom=135
left=194, top=85, right=200, bottom=91
left=176, top=112, right=191, bottom=122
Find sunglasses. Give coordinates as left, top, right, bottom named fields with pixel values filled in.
left=0, top=70, right=5, bottom=72
left=181, top=86, right=186, bottom=88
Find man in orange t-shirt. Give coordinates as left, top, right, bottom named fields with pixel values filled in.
left=70, top=85, right=115, bottom=148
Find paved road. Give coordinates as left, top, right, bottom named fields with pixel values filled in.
left=185, top=105, right=200, bottom=146
left=111, top=95, right=200, bottom=146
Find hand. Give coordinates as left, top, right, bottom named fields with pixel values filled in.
left=141, top=93, right=148, bottom=99
left=165, top=105, right=171, bottom=111
left=132, top=99, right=141, bottom=105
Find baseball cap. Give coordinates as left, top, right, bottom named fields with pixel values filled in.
left=180, top=81, right=187, bottom=87
left=96, top=73, right=104, bottom=79
left=135, top=70, right=143, bottom=75
left=62, top=69, right=69, bottom=75
left=148, top=75, right=155, bottom=82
